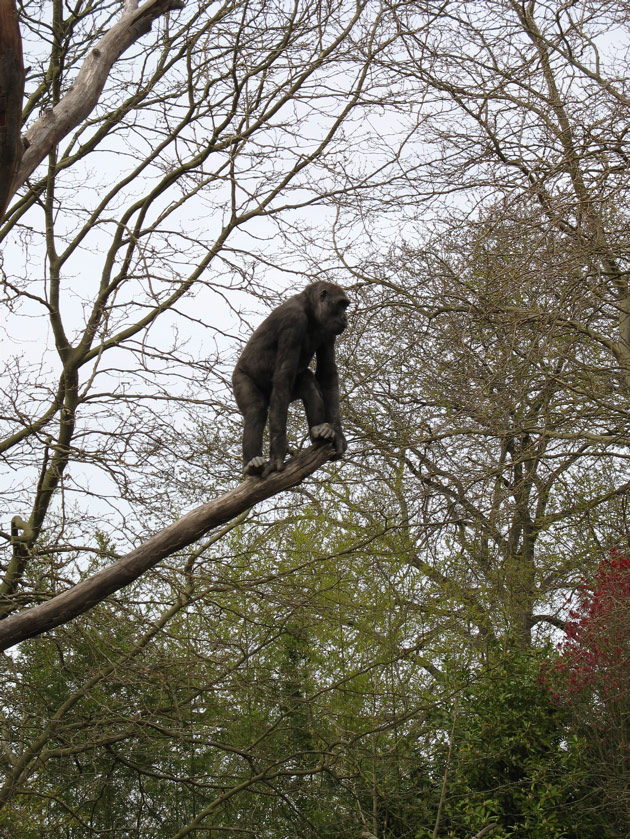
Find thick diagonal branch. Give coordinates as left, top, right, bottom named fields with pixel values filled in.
left=0, top=442, right=336, bottom=651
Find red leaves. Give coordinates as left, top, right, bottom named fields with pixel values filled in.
left=550, top=549, right=630, bottom=707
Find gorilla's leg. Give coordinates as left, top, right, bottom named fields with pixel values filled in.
left=232, top=371, right=269, bottom=476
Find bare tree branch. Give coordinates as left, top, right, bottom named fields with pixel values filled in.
left=471, top=825, right=498, bottom=839
left=0, top=442, right=337, bottom=651
left=8, top=0, right=183, bottom=207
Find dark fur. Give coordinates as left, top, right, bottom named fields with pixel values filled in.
left=232, top=281, right=349, bottom=477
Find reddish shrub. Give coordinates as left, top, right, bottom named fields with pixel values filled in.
left=543, top=550, right=630, bottom=827
left=550, top=548, right=630, bottom=710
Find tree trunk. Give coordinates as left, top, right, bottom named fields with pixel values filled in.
left=0, top=0, right=23, bottom=218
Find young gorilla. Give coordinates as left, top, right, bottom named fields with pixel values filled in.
left=232, top=281, right=349, bottom=478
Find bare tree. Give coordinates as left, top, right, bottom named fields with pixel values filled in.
left=0, top=3, right=413, bottom=831
left=387, top=0, right=630, bottom=390
left=336, top=198, right=630, bottom=649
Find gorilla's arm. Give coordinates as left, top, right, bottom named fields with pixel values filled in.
left=315, top=340, right=346, bottom=459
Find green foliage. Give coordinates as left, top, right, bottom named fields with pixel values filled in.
left=417, top=648, right=606, bottom=839
left=0, top=507, right=621, bottom=839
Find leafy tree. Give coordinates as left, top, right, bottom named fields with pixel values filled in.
left=422, top=649, right=604, bottom=839
left=0, top=501, right=434, bottom=837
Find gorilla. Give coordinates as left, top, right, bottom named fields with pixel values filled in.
left=232, top=281, right=349, bottom=478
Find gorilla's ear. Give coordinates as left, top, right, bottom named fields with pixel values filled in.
left=319, top=287, right=328, bottom=300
